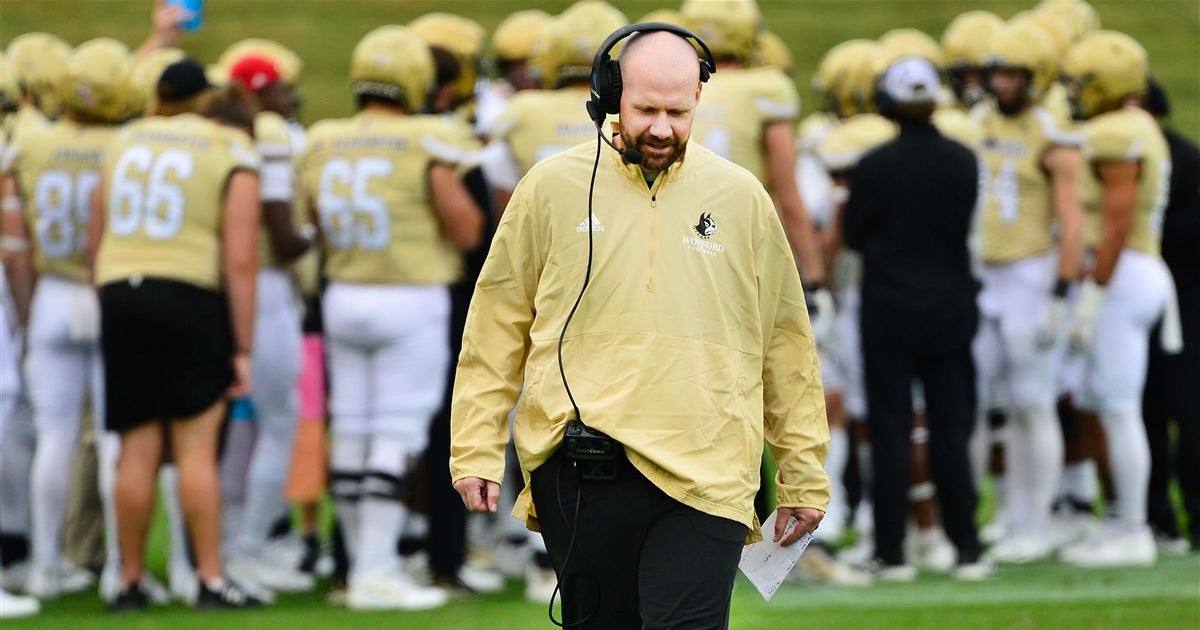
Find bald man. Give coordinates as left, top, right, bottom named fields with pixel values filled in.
left=450, top=30, right=829, bottom=629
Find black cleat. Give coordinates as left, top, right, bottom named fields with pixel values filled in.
left=107, top=582, right=149, bottom=613
left=195, top=577, right=265, bottom=610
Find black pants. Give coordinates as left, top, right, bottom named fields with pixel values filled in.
left=1143, top=301, right=1200, bottom=546
left=530, top=450, right=746, bottom=630
left=422, top=277, right=475, bottom=577
left=863, top=342, right=980, bottom=566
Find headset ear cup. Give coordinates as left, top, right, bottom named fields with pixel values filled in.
left=603, top=59, right=622, bottom=114
left=699, top=62, right=710, bottom=83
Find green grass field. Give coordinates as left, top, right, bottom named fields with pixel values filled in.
left=4, top=554, right=1197, bottom=629
left=1, top=1, right=1197, bottom=139
left=2, top=1, right=1198, bottom=628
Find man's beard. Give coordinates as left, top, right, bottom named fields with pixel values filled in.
left=620, top=128, right=687, bottom=173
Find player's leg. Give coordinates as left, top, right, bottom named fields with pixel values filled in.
left=24, top=278, right=89, bottom=597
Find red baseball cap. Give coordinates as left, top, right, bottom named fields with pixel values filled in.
left=229, top=55, right=281, bottom=92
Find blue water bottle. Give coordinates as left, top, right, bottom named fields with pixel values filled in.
left=165, top=0, right=204, bottom=32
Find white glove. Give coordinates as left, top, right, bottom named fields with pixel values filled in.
left=1069, top=278, right=1107, bottom=354
left=1035, top=296, right=1069, bottom=351
left=806, top=287, right=837, bottom=352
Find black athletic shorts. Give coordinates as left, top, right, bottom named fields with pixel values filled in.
left=101, top=277, right=233, bottom=433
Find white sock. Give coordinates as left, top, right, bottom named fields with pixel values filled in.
left=30, top=427, right=77, bottom=572
left=1062, top=460, right=1098, bottom=504
left=354, top=499, right=405, bottom=579
left=821, top=425, right=849, bottom=535
left=95, top=430, right=122, bottom=571
left=160, top=466, right=192, bottom=575
left=1100, top=409, right=1150, bottom=526
left=219, top=419, right=257, bottom=555
left=1008, top=409, right=1063, bottom=536
left=968, top=415, right=991, bottom=490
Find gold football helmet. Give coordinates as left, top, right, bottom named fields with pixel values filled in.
left=1035, top=0, right=1101, bottom=42
left=815, top=39, right=882, bottom=119
left=410, top=13, right=486, bottom=103
left=537, top=0, right=628, bottom=89
left=984, top=21, right=1059, bottom=103
left=754, top=31, right=794, bottom=76
left=681, top=0, right=762, bottom=63
left=492, top=10, right=552, bottom=64
left=6, top=32, right=72, bottom=116
left=878, top=28, right=944, bottom=70
left=60, top=37, right=132, bottom=124
left=1062, top=30, right=1148, bottom=119
left=349, top=25, right=435, bottom=113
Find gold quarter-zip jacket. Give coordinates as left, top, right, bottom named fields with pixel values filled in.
left=450, top=139, right=829, bottom=540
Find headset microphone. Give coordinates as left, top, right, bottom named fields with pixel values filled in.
left=585, top=101, right=643, bottom=165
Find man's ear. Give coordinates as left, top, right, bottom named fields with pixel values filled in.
left=694, top=82, right=703, bottom=102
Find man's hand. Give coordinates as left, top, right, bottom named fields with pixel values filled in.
left=774, top=507, right=824, bottom=547
left=454, top=477, right=501, bottom=513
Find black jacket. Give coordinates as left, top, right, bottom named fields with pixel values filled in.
left=1162, top=128, right=1200, bottom=288
left=844, top=121, right=980, bottom=352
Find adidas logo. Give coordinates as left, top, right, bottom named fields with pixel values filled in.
left=575, top=213, right=606, bottom=233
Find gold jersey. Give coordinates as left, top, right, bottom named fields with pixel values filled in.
left=1079, top=107, right=1171, bottom=256
left=96, top=114, right=261, bottom=290
left=255, top=110, right=295, bottom=268
left=691, top=66, right=800, bottom=184
left=299, top=111, right=479, bottom=285
left=491, top=87, right=594, bottom=175
left=2, top=106, right=48, bottom=146
left=933, top=106, right=983, bottom=150
left=4, top=120, right=119, bottom=281
left=973, top=103, right=1082, bottom=263
left=815, top=113, right=897, bottom=176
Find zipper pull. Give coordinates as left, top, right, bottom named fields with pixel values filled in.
left=650, top=195, right=657, bottom=208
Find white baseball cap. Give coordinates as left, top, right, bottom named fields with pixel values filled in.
left=881, top=56, right=940, bottom=104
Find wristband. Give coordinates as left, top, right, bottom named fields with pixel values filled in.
left=1053, top=279, right=1070, bottom=299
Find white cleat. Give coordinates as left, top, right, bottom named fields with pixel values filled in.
left=836, top=537, right=875, bottom=566
left=169, top=564, right=199, bottom=605
left=1154, top=535, right=1192, bottom=557
left=979, top=517, right=1007, bottom=546
left=987, top=535, right=1055, bottom=564
left=788, top=546, right=873, bottom=587
left=0, top=588, right=40, bottom=619
left=0, top=562, right=30, bottom=593
left=458, top=563, right=505, bottom=594
left=57, top=561, right=94, bottom=594
left=870, top=562, right=917, bottom=584
left=910, top=529, right=956, bottom=573
left=347, top=571, right=449, bottom=611
left=24, top=564, right=60, bottom=599
left=1060, top=524, right=1157, bottom=569
left=490, top=537, right=531, bottom=580
left=523, top=562, right=558, bottom=604
left=141, top=573, right=170, bottom=605
left=260, top=535, right=306, bottom=571
left=227, top=555, right=314, bottom=593
left=952, top=558, right=997, bottom=582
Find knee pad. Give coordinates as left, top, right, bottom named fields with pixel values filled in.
left=329, top=470, right=363, bottom=503
left=360, top=470, right=406, bottom=502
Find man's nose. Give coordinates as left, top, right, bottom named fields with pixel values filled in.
left=649, top=114, right=672, bottom=139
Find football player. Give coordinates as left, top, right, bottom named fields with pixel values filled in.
left=0, top=49, right=38, bottom=597
left=410, top=13, right=487, bottom=125
left=1059, top=31, right=1176, bottom=569
left=0, top=39, right=133, bottom=600
left=941, top=10, right=1004, bottom=111
left=299, top=25, right=481, bottom=610
left=483, top=0, right=628, bottom=214
left=970, top=21, right=1085, bottom=563
left=474, top=9, right=551, bottom=140
left=4, top=32, right=70, bottom=132
left=221, top=54, right=316, bottom=594
left=683, top=0, right=830, bottom=300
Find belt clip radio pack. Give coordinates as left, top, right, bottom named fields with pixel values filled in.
left=564, top=419, right=623, bottom=481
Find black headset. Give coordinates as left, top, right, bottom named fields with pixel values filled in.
left=586, top=22, right=717, bottom=129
